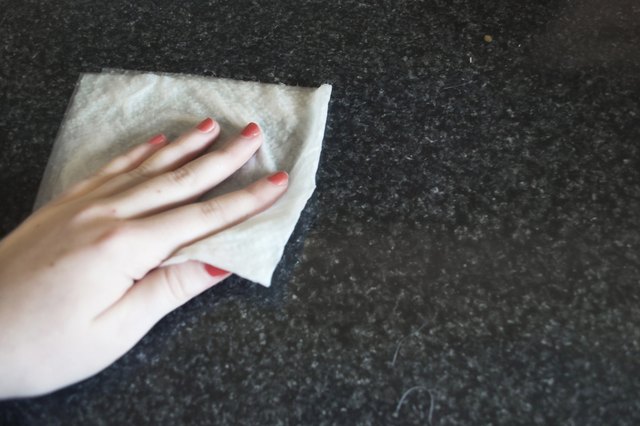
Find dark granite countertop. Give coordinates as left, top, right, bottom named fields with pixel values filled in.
left=1, top=0, right=639, bottom=424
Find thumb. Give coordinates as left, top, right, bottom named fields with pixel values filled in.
left=93, top=260, right=231, bottom=343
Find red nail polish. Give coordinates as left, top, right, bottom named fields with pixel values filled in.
left=241, top=122, right=260, bottom=138
left=204, top=264, right=229, bottom=277
left=147, top=134, right=166, bottom=145
left=268, top=171, right=289, bottom=186
left=197, top=118, right=216, bottom=132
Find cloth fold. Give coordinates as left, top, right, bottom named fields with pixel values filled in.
left=35, top=70, right=332, bottom=287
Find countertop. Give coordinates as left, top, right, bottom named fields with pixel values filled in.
left=1, top=0, right=639, bottom=424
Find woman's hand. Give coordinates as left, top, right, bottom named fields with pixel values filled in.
left=0, top=118, right=288, bottom=399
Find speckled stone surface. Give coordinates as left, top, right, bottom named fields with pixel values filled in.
left=1, top=0, right=639, bottom=424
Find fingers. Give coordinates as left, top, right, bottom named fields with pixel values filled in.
left=51, top=134, right=168, bottom=206
left=137, top=171, right=289, bottom=259
left=107, top=122, right=264, bottom=218
left=98, top=134, right=168, bottom=178
left=92, top=261, right=231, bottom=343
left=86, top=117, right=221, bottom=200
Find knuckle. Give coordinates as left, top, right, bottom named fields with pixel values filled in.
left=56, top=183, right=86, bottom=203
left=94, top=222, right=134, bottom=254
left=127, top=161, right=154, bottom=181
left=168, top=165, right=195, bottom=187
left=94, top=168, right=110, bottom=179
left=244, top=186, right=271, bottom=211
left=246, top=185, right=268, bottom=203
left=200, top=199, right=227, bottom=223
left=162, top=267, right=192, bottom=303
left=69, top=202, right=110, bottom=224
left=102, top=156, right=129, bottom=174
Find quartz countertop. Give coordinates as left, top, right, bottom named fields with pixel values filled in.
left=0, top=0, right=639, bottom=424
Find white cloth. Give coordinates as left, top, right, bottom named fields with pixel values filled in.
left=34, top=70, right=332, bottom=287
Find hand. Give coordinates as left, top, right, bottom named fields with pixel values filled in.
left=0, top=119, right=288, bottom=399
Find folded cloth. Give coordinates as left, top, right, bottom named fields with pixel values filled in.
left=34, top=70, right=332, bottom=287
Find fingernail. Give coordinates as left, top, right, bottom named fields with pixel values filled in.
left=241, top=122, right=260, bottom=138
left=204, top=264, right=229, bottom=277
left=268, top=171, right=289, bottom=186
left=147, top=134, right=166, bottom=145
left=197, top=118, right=216, bottom=133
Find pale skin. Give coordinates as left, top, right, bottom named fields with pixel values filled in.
left=0, top=118, right=288, bottom=399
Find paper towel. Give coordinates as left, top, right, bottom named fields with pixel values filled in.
left=34, top=70, right=332, bottom=287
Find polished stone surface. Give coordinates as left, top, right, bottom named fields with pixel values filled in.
left=1, top=0, right=639, bottom=424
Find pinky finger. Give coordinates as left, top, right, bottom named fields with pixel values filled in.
left=53, top=134, right=168, bottom=206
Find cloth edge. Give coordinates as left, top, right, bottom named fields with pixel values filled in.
left=33, top=73, right=93, bottom=211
